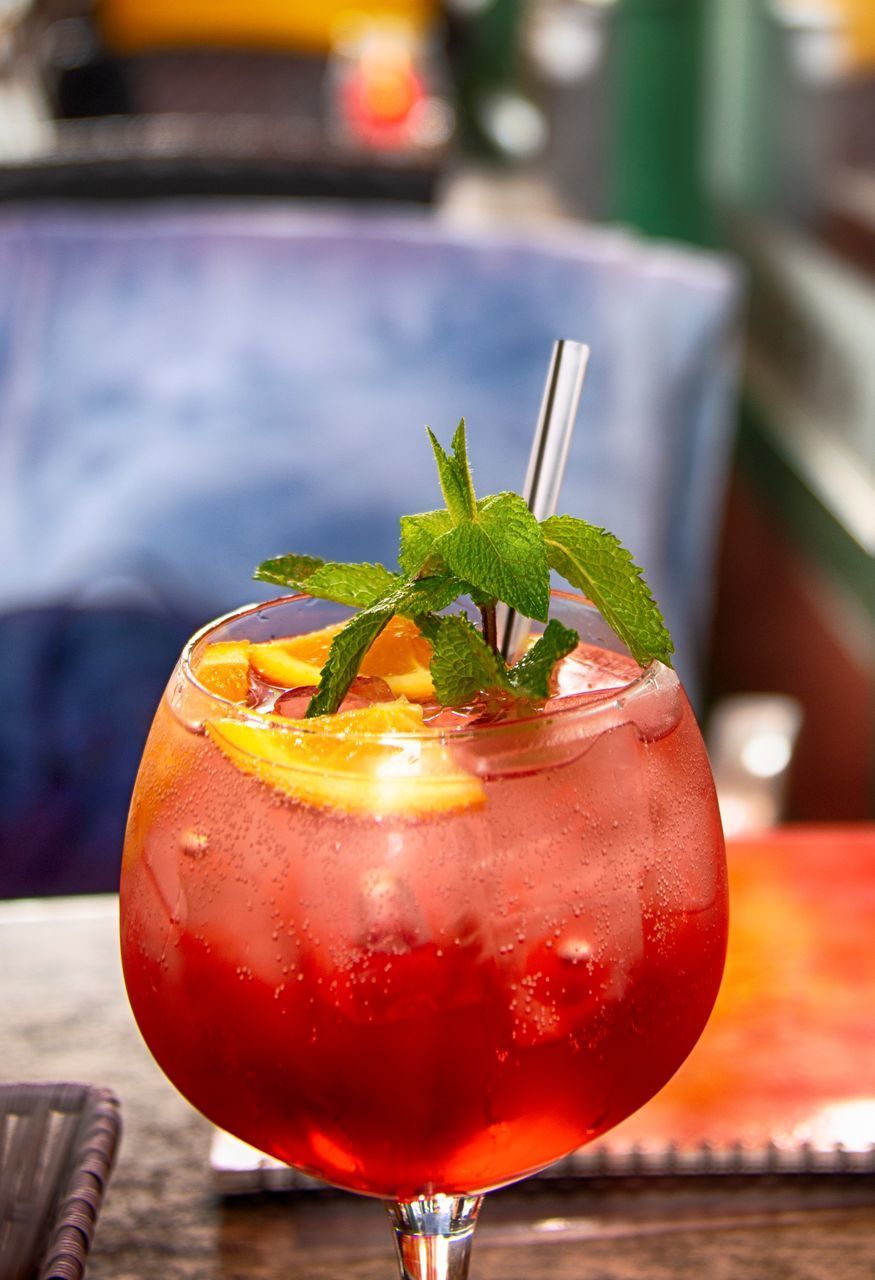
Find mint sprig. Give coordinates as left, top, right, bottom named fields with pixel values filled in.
left=307, top=573, right=462, bottom=717
left=427, top=421, right=477, bottom=524
left=507, top=619, right=580, bottom=699
left=541, top=516, right=673, bottom=666
left=255, top=556, right=399, bottom=608
left=422, top=614, right=513, bottom=707
left=254, top=419, right=672, bottom=715
left=438, top=492, right=549, bottom=622
left=398, top=509, right=453, bottom=576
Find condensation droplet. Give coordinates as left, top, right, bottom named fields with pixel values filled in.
left=181, top=830, right=209, bottom=858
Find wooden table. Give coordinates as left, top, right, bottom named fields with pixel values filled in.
left=3, top=838, right=875, bottom=1280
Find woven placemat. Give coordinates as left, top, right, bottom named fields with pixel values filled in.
left=0, top=1083, right=121, bottom=1280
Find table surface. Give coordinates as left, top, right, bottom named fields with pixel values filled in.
left=4, top=840, right=875, bottom=1280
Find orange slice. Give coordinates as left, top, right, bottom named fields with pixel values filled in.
left=205, top=700, right=484, bottom=816
left=193, top=641, right=251, bottom=702
left=247, top=644, right=325, bottom=690
left=249, top=615, right=434, bottom=700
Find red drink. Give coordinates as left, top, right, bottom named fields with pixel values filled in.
left=121, top=595, right=727, bottom=1199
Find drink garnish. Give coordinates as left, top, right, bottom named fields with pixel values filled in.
left=193, top=640, right=251, bottom=701
left=254, top=420, right=672, bottom=716
left=205, top=700, right=486, bottom=814
left=254, top=555, right=400, bottom=609
left=250, top=616, right=435, bottom=701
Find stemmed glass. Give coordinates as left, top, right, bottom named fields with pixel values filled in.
left=120, top=590, right=727, bottom=1279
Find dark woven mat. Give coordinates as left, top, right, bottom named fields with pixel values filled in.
left=0, top=1083, right=121, bottom=1280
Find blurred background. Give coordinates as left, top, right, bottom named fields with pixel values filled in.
left=0, top=0, right=872, bottom=895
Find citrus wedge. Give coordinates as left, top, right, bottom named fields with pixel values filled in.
left=193, top=640, right=251, bottom=702
left=205, top=700, right=484, bottom=816
left=249, top=615, right=435, bottom=700
left=247, top=645, right=325, bottom=690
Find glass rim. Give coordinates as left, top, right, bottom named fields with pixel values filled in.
left=178, top=590, right=665, bottom=743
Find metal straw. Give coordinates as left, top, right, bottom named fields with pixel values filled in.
left=498, top=339, right=590, bottom=660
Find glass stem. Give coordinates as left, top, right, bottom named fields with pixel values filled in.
left=386, top=1194, right=483, bottom=1280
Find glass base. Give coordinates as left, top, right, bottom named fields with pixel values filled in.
left=386, top=1194, right=483, bottom=1280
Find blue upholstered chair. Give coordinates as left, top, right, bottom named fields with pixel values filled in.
left=0, top=206, right=741, bottom=894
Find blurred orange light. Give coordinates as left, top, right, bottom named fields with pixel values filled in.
left=358, top=60, right=421, bottom=124
left=340, top=37, right=425, bottom=142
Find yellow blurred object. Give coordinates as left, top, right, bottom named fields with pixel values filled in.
left=837, top=0, right=875, bottom=70
left=99, top=0, right=434, bottom=55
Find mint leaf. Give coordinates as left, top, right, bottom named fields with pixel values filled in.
left=307, top=562, right=400, bottom=607
left=541, top=516, right=673, bottom=666
left=427, top=419, right=477, bottom=524
left=306, top=605, right=394, bottom=718
left=307, top=573, right=463, bottom=716
left=509, top=619, right=579, bottom=698
left=254, top=553, right=324, bottom=588
left=392, top=573, right=465, bottom=621
left=255, top=555, right=399, bottom=609
left=427, top=614, right=512, bottom=706
left=437, top=492, right=550, bottom=622
left=398, top=509, right=453, bottom=576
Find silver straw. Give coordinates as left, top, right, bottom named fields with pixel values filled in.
left=498, top=339, right=590, bottom=660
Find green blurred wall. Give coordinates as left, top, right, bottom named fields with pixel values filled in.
left=608, top=0, right=712, bottom=243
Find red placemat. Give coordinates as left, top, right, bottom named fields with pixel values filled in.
left=580, top=825, right=875, bottom=1173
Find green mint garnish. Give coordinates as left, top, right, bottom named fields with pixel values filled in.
left=422, top=613, right=513, bottom=707
left=254, top=552, right=325, bottom=587
left=398, top=509, right=453, bottom=576
left=541, top=516, right=673, bottom=667
left=422, top=614, right=579, bottom=706
left=254, top=419, right=673, bottom=715
left=306, top=573, right=462, bottom=718
left=438, top=492, right=549, bottom=623
left=255, top=557, right=400, bottom=608
left=417, top=422, right=549, bottom=620
left=507, top=619, right=580, bottom=699
left=427, top=421, right=477, bottom=523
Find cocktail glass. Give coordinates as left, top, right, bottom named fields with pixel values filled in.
left=120, top=590, right=727, bottom=1279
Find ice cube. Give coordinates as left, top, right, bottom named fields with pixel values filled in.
left=274, top=676, right=395, bottom=718
left=553, top=644, right=640, bottom=698
left=357, top=869, right=427, bottom=953
left=511, top=908, right=643, bottom=1048
left=338, top=675, right=394, bottom=709
left=420, top=702, right=480, bottom=729
left=626, top=673, right=682, bottom=743
left=469, top=689, right=542, bottom=727
left=274, top=686, right=319, bottom=717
